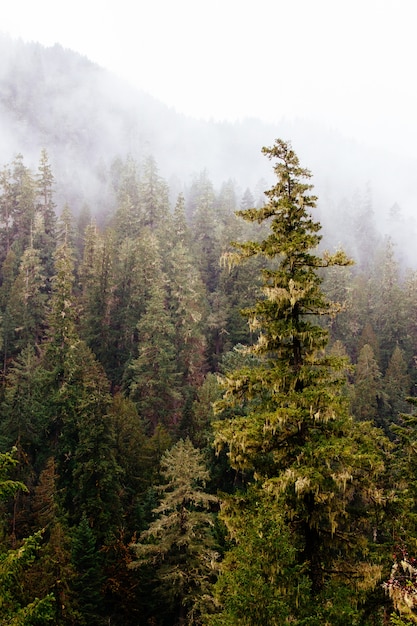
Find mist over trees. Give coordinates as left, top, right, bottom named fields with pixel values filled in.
left=1, top=35, right=417, bottom=625
left=1, top=33, right=417, bottom=267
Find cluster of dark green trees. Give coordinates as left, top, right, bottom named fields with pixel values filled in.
left=0, top=140, right=417, bottom=625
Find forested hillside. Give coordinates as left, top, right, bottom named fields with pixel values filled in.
left=1, top=36, right=417, bottom=626
left=1, top=34, right=417, bottom=267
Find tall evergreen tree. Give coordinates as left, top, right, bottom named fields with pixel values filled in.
left=6, top=233, right=47, bottom=351
left=78, top=221, right=114, bottom=366
left=213, top=139, right=389, bottom=621
left=35, top=148, right=57, bottom=285
left=370, top=239, right=406, bottom=372
left=71, top=514, right=104, bottom=625
left=42, top=210, right=122, bottom=539
left=108, top=229, right=161, bottom=387
left=0, top=449, right=55, bottom=624
left=112, top=156, right=142, bottom=241
left=131, top=438, right=218, bottom=625
left=138, top=154, right=170, bottom=232
left=127, top=274, right=182, bottom=429
left=384, top=345, right=411, bottom=432
left=188, top=171, right=220, bottom=294
left=352, top=343, right=386, bottom=427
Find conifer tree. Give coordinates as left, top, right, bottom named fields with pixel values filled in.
left=28, top=458, right=77, bottom=624
left=0, top=163, right=14, bottom=263
left=42, top=210, right=122, bottom=539
left=127, top=274, right=182, bottom=429
left=9, top=154, right=37, bottom=256
left=138, top=154, right=170, bottom=232
left=0, top=345, right=49, bottom=471
left=390, top=397, right=417, bottom=544
left=78, top=221, right=114, bottom=366
left=213, top=139, right=389, bottom=620
left=167, top=235, right=207, bottom=387
left=188, top=171, right=220, bottom=294
left=172, top=192, right=190, bottom=245
left=0, top=449, right=55, bottom=624
left=35, top=148, right=57, bottom=285
left=384, top=346, right=411, bottom=431
left=112, top=156, right=142, bottom=241
left=7, top=233, right=47, bottom=351
left=370, top=238, right=406, bottom=371
left=71, top=514, right=104, bottom=625
left=131, top=438, right=218, bottom=625
left=352, top=343, right=386, bottom=426
left=108, top=230, right=161, bottom=386
left=107, top=394, right=156, bottom=532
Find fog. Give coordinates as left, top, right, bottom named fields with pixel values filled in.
left=0, top=33, right=417, bottom=267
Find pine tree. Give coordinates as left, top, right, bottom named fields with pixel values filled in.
left=108, top=229, right=161, bottom=387
left=71, top=514, right=104, bottom=625
left=0, top=345, right=50, bottom=470
left=352, top=343, right=386, bottom=427
left=130, top=438, right=218, bottom=625
left=7, top=233, right=47, bottom=351
left=384, top=346, right=411, bottom=431
left=207, top=486, right=309, bottom=626
left=188, top=171, right=220, bottom=294
left=213, top=139, right=389, bottom=620
left=0, top=163, right=14, bottom=264
left=78, top=221, right=114, bottom=366
left=370, top=238, right=407, bottom=371
left=138, top=154, right=170, bottom=232
left=0, top=449, right=55, bottom=624
left=167, top=235, right=207, bottom=388
left=107, top=394, right=156, bottom=532
left=390, top=398, right=417, bottom=545
left=127, top=275, right=182, bottom=429
left=35, top=148, right=57, bottom=286
left=111, top=156, right=142, bottom=241
left=28, top=458, right=76, bottom=624
left=42, top=210, right=122, bottom=539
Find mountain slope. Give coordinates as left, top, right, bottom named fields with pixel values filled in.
left=1, top=34, right=416, bottom=265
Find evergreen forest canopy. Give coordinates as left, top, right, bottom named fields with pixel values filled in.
left=1, top=134, right=417, bottom=626
left=1, top=35, right=417, bottom=626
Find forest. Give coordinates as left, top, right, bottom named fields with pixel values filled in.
left=0, top=132, right=416, bottom=626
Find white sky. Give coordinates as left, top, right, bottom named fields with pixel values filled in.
left=2, top=0, right=417, bottom=158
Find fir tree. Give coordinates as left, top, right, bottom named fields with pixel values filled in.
left=130, top=438, right=218, bottom=625
left=138, top=154, right=170, bottom=232
left=352, top=343, right=386, bottom=427
left=384, top=346, right=411, bottom=432
left=127, top=275, right=182, bottom=429
left=71, top=514, right=104, bottom=625
left=213, top=139, right=389, bottom=620
left=35, top=148, right=57, bottom=286
left=0, top=449, right=55, bottom=624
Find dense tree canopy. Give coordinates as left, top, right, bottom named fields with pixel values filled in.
left=0, top=140, right=414, bottom=625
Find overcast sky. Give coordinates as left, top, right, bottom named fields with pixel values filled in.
left=2, top=0, right=417, bottom=158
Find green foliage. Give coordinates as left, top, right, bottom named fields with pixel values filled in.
left=390, top=398, right=417, bottom=545
left=0, top=453, right=55, bottom=624
left=384, top=346, right=411, bottom=432
left=71, top=514, right=104, bottom=625
left=0, top=133, right=415, bottom=625
left=127, top=275, right=183, bottom=429
left=0, top=448, right=27, bottom=501
left=207, top=486, right=310, bottom=625
left=352, top=343, right=386, bottom=425
left=78, top=222, right=114, bottom=365
left=213, top=139, right=389, bottom=618
left=131, top=438, right=219, bottom=624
